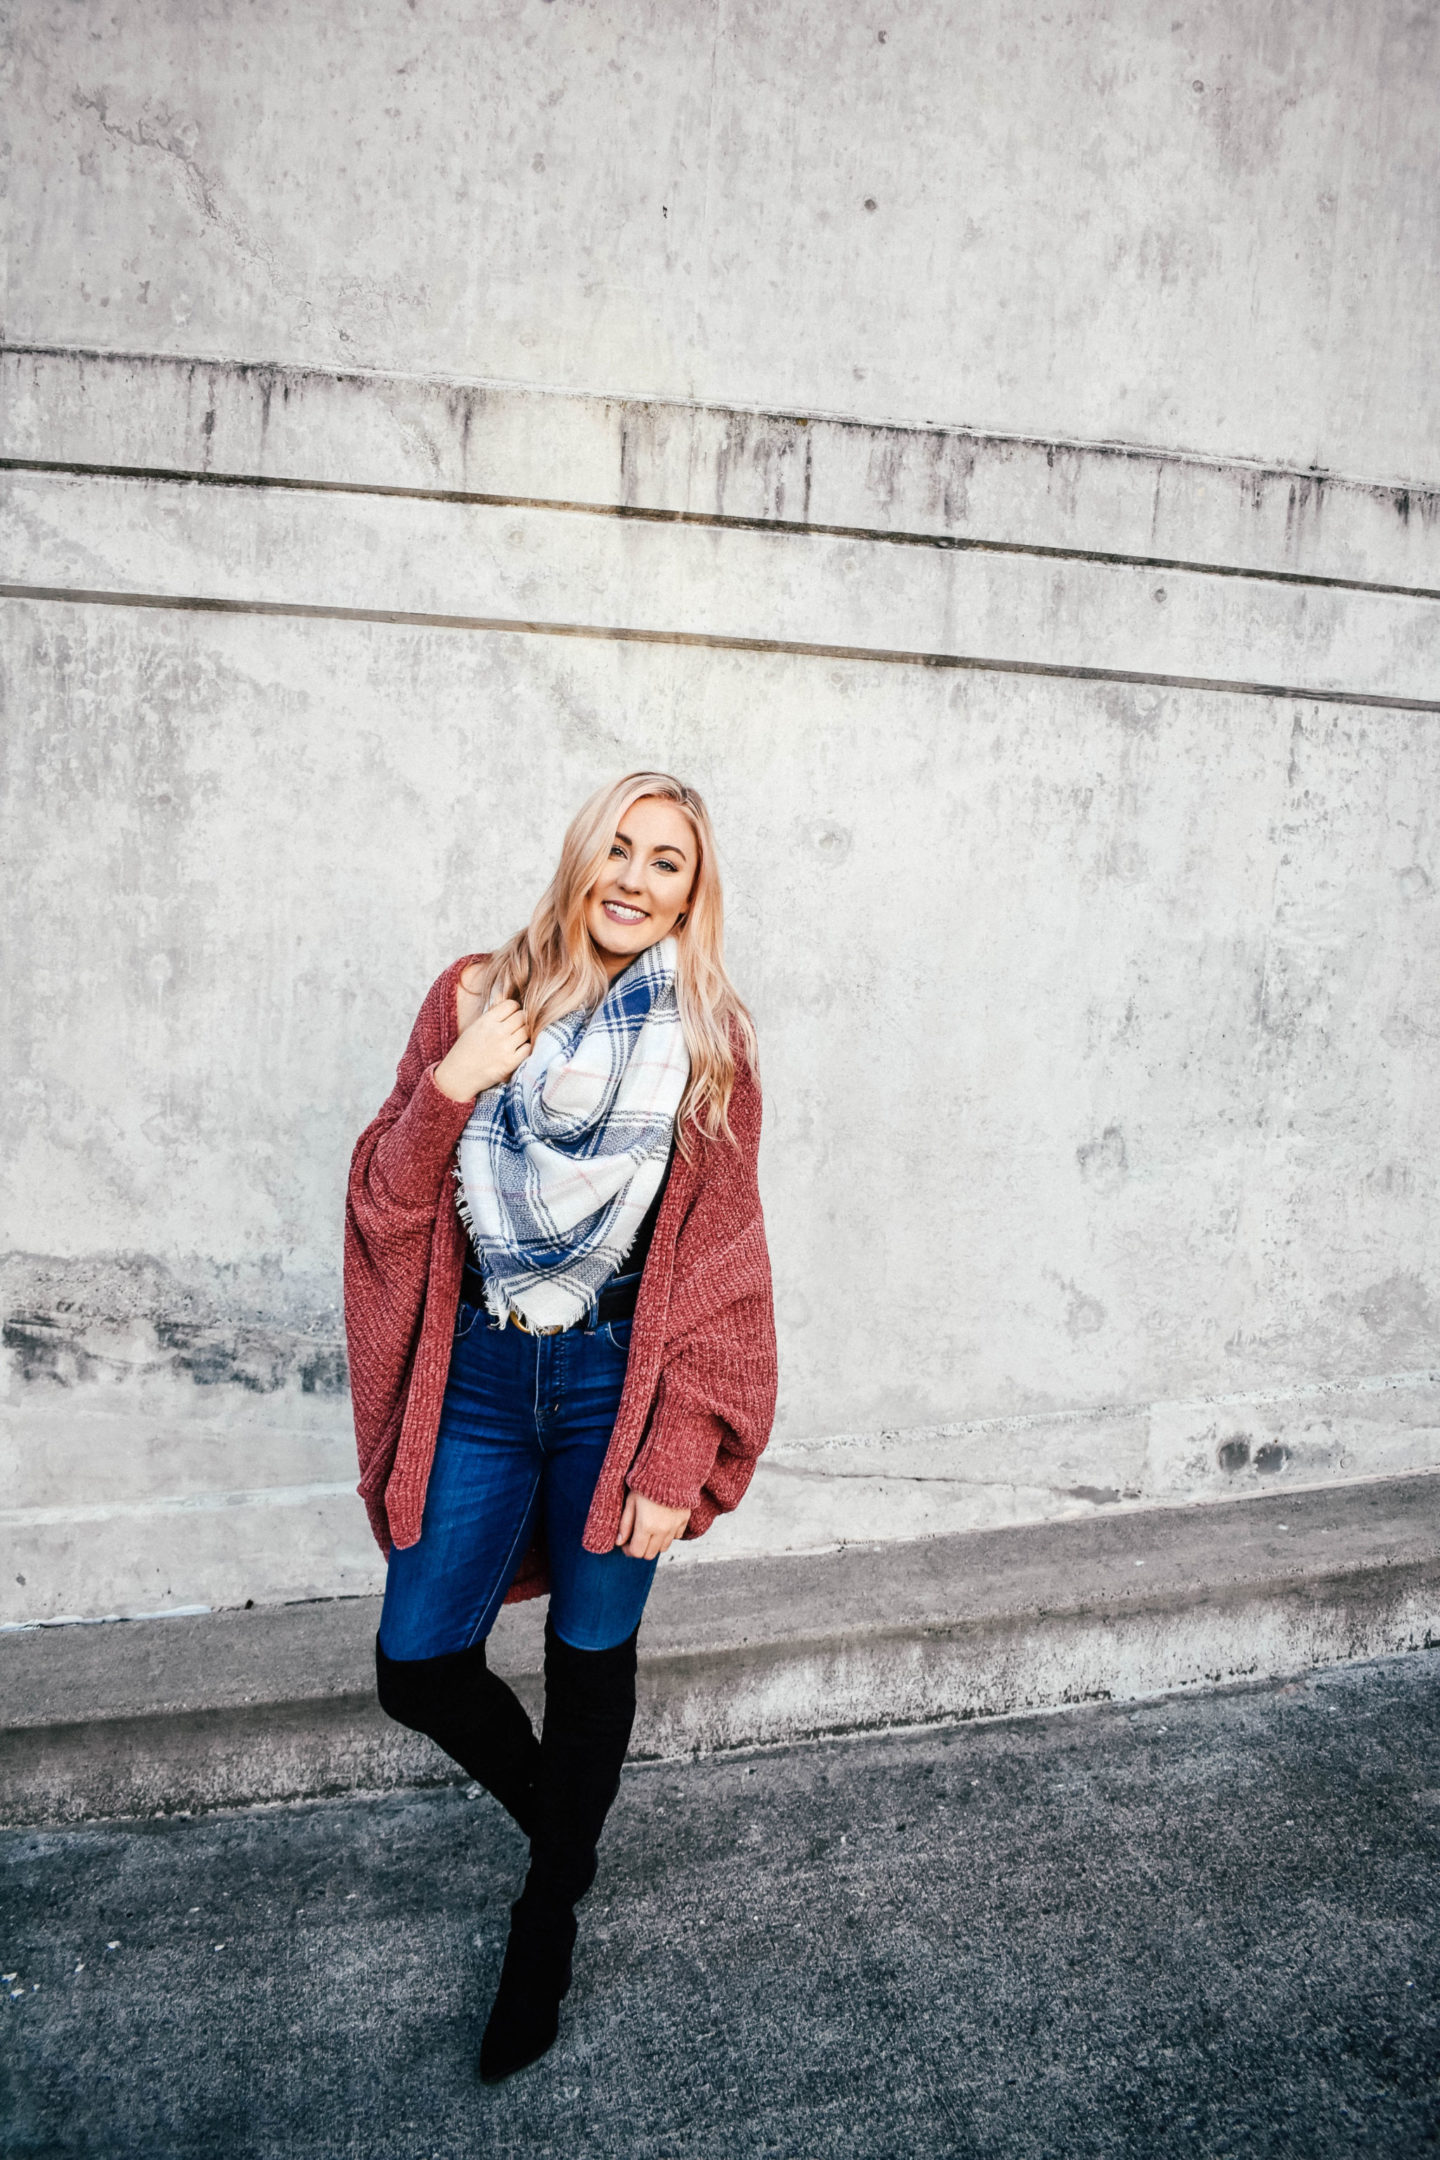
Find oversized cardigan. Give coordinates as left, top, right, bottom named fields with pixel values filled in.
left=343, top=956, right=778, bottom=1602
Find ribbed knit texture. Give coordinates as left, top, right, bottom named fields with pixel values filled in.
left=343, top=957, right=778, bottom=1600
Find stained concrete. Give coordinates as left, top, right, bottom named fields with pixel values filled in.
left=8, top=1, right=1440, bottom=480
left=8, top=347, right=1440, bottom=591
left=2, top=1650, right=1438, bottom=2158
left=4, top=1474, right=1437, bottom=1828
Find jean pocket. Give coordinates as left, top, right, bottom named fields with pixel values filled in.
left=454, top=1298, right=486, bottom=1340
left=602, top=1315, right=634, bottom=1354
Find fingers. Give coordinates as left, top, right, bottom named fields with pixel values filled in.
left=618, top=1494, right=691, bottom=1560
left=479, top=1002, right=531, bottom=1074
left=479, top=999, right=525, bottom=1035
left=619, top=1496, right=692, bottom=1560
left=464, top=1000, right=524, bottom=1048
left=619, top=1516, right=663, bottom=1561
left=623, top=1523, right=679, bottom=1562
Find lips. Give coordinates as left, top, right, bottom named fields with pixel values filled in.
left=602, top=900, right=648, bottom=924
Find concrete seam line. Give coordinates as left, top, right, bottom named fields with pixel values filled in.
left=4, top=456, right=1437, bottom=603
left=8, top=339, right=1440, bottom=503
left=4, top=584, right=1438, bottom=714
left=771, top=1371, right=1440, bottom=1456
left=0, top=1481, right=357, bottom=1530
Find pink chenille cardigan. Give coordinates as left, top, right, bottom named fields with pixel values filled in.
left=343, top=957, right=778, bottom=1604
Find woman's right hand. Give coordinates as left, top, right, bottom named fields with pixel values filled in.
left=433, top=996, right=532, bottom=1103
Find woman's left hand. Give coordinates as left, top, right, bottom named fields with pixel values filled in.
left=616, top=1491, right=691, bottom=1562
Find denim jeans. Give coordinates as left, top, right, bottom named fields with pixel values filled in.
left=377, top=1282, right=659, bottom=1660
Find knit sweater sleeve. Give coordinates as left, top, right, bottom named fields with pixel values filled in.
left=623, top=1064, right=778, bottom=1531
left=343, top=964, right=474, bottom=1535
left=348, top=970, right=475, bottom=1220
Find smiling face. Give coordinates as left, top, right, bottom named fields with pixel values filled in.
left=584, top=794, right=698, bottom=979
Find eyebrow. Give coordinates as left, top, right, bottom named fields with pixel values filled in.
left=614, top=828, right=690, bottom=860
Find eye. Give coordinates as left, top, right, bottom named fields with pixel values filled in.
left=655, top=858, right=679, bottom=874
left=609, top=843, right=626, bottom=859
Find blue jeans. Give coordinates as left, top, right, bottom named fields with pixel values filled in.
left=378, top=1287, right=658, bottom=1660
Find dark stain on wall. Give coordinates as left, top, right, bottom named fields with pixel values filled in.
left=1216, top=1433, right=1291, bottom=1479
left=707, top=405, right=817, bottom=524
left=1077, top=1125, right=1129, bottom=1185
left=17, top=349, right=1440, bottom=573
left=0, top=1252, right=348, bottom=1397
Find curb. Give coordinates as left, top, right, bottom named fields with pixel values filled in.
left=3, top=1472, right=1438, bottom=1826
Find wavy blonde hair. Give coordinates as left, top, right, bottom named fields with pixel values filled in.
left=471, top=772, right=757, bottom=1148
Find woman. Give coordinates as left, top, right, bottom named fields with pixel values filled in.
left=344, top=770, right=777, bottom=2082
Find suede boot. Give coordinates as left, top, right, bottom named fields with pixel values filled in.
left=376, top=1637, right=541, bottom=1836
left=478, top=1618, right=639, bottom=2083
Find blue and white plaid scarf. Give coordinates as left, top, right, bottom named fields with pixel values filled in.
left=455, top=937, right=689, bottom=1331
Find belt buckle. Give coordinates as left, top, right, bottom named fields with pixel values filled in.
left=508, top=1308, right=564, bottom=1337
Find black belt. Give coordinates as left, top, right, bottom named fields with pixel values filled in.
left=460, top=1260, right=641, bottom=1329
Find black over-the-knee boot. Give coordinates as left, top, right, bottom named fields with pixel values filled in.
left=376, top=1637, right=541, bottom=1836
left=478, top=1617, right=639, bottom=2083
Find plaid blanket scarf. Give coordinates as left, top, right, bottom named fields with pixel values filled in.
left=455, top=937, right=689, bottom=1331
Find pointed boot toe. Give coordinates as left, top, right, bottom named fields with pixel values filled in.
left=478, top=1989, right=561, bottom=2084
left=477, top=1898, right=575, bottom=2084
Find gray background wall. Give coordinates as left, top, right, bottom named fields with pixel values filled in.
left=3, top=0, right=1438, bottom=1627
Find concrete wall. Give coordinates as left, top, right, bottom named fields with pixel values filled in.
left=10, top=0, right=1440, bottom=480
left=3, top=0, right=1439, bottom=1628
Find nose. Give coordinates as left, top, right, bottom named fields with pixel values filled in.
left=616, top=858, right=644, bottom=892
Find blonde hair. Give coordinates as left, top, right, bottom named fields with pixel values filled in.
left=472, top=772, right=757, bottom=1148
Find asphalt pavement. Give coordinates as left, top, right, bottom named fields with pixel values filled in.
left=3, top=1649, right=1438, bottom=2159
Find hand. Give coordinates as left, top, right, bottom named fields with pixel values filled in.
left=616, top=1491, right=691, bottom=1562
left=433, top=996, right=531, bottom=1103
